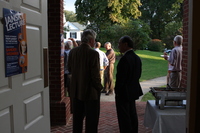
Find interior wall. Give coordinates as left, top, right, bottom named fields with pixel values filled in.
left=186, top=0, right=200, bottom=132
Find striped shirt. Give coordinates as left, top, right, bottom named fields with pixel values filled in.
left=168, top=46, right=182, bottom=71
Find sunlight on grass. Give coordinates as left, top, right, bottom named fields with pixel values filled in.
left=100, top=48, right=167, bottom=82
left=141, top=92, right=155, bottom=102
left=99, top=48, right=167, bottom=101
left=137, top=54, right=164, bottom=60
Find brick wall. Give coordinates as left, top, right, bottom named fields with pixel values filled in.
left=48, top=0, right=71, bottom=126
left=182, top=0, right=189, bottom=88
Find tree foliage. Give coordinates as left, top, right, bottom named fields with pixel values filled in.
left=139, top=0, right=183, bottom=39
left=75, top=0, right=142, bottom=44
left=99, top=20, right=151, bottom=50
left=75, top=0, right=142, bottom=26
left=161, top=22, right=183, bottom=49
left=64, top=10, right=77, bottom=22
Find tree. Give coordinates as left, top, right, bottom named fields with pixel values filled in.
left=75, top=0, right=141, bottom=24
left=99, top=20, right=151, bottom=50
left=161, top=22, right=183, bottom=49
left=75, top=0, right=142, bottom=37
left=139, top=0, right=183, bottom=39
left=64, top=10, right=77, bottom=22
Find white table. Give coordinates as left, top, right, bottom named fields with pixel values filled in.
left=144, top=100, right=186, bottom=133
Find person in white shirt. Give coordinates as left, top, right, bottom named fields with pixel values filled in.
left=95, top=42, right=109, bottom=85
left=164, top=35, right=183, bottom=88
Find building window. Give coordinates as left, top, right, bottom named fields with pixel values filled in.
left=70, top=32, right=77, bottom=39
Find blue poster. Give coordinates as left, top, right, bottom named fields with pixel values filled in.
left=3, top=8, right=28, bottom=77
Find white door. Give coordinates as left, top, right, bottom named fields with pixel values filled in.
left=0, top=0, right=50, bottom=133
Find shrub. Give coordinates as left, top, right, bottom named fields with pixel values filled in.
left=147, top=39, right=165, bottom=52
left=98, top=20, right=151, bottom=50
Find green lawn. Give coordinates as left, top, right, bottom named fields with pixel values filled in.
left=100, top=48, right=168, bottom=101
left=112, top=50, right=167, bottom=80
left=100, top=48, right=168, bottom=82
left=100, top=48, right=167, bottom=80
left=141, top=85, right=167, bottom=101
left=135, top=50, right=168, bottom=81
left=141, top=92, right=155, bottom=101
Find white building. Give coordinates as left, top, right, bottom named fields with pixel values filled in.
left=64, top=21, right=86, bottom=41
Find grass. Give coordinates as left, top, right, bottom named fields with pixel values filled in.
left=135, top=50, right=168, bottom=81
left=104, top=50, right=168, bottom=82
left=100, top=48, right=168, bottom=101
left=141, top=85, right=167, bottom=102
left=66, top=49, right=167, bottom=99
left=100, top=48, right=168, bottom=82
left=141, top=92, right=155, bottom=102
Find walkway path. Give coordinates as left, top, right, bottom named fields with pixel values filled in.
left=101, top=76, right=166, bottom=102
left=51, top=76, right=166, bottom=133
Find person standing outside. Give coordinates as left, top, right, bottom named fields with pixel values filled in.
left=64, top=38, right=78, bottom=92
left=68, top=29, right=103, bottom=133
left=64, top=38, right=78, bottom=113
left=164, top=35, right=183, bottom=88
left=64, top=40, right=73, bottom=92
left=94, top=42, right=109, bottom=85
left=115, top=35, right=143, bottom=133
left=103, top=42, right=115, bottom=95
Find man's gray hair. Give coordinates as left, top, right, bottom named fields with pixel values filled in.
left=174, top=35, right=183, bottom=45
left=104, top=42, right=111, bottom=47
left=65, top=40, right=73, bottom=49
left=81, top=29, right=97, bottom=43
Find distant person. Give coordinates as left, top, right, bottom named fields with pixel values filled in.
left=64, top=40, right=73, bottom=91
left=103, top=42, right=115, bottom=95
left=64, top=38, right=78, bottom=91
left=115, top=35, right=143, bottom=133
left=68, top=37, right=78, bottom=47
left=95, top=42, right=109, bottom=84
left=64, top=39, right=77, bottom=113
left=163, top=52, right=171, bottom=85
left=68, top=29, right=103, bottom=133
left=164, top=35, right=183, bottom=88
left=61, top=34, right=65, bottom=56
left=76, top=40, right=81, bottom=46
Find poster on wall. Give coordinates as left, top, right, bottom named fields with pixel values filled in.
left=3, top=8, right=28, bottom=77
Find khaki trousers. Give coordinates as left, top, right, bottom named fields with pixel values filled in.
left=169, top=71, right=181, bottom=88
left=104, top=63, right=114, bottom=92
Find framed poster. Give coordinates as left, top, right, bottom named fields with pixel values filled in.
left=3, top=8, right=28, bottom=77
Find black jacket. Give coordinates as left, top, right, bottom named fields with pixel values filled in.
left=114, top=50, right=143, bottom=101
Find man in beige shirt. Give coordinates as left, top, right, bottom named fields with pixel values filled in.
left=164, top=35, right=183, bottom=88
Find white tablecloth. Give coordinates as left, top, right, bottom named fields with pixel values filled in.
left=144, top=100, right=186, bottom=133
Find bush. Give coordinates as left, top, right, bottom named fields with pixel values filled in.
left=98, top=20, right=151, bottom=50
left=147, top=39, right=165, bottom=52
